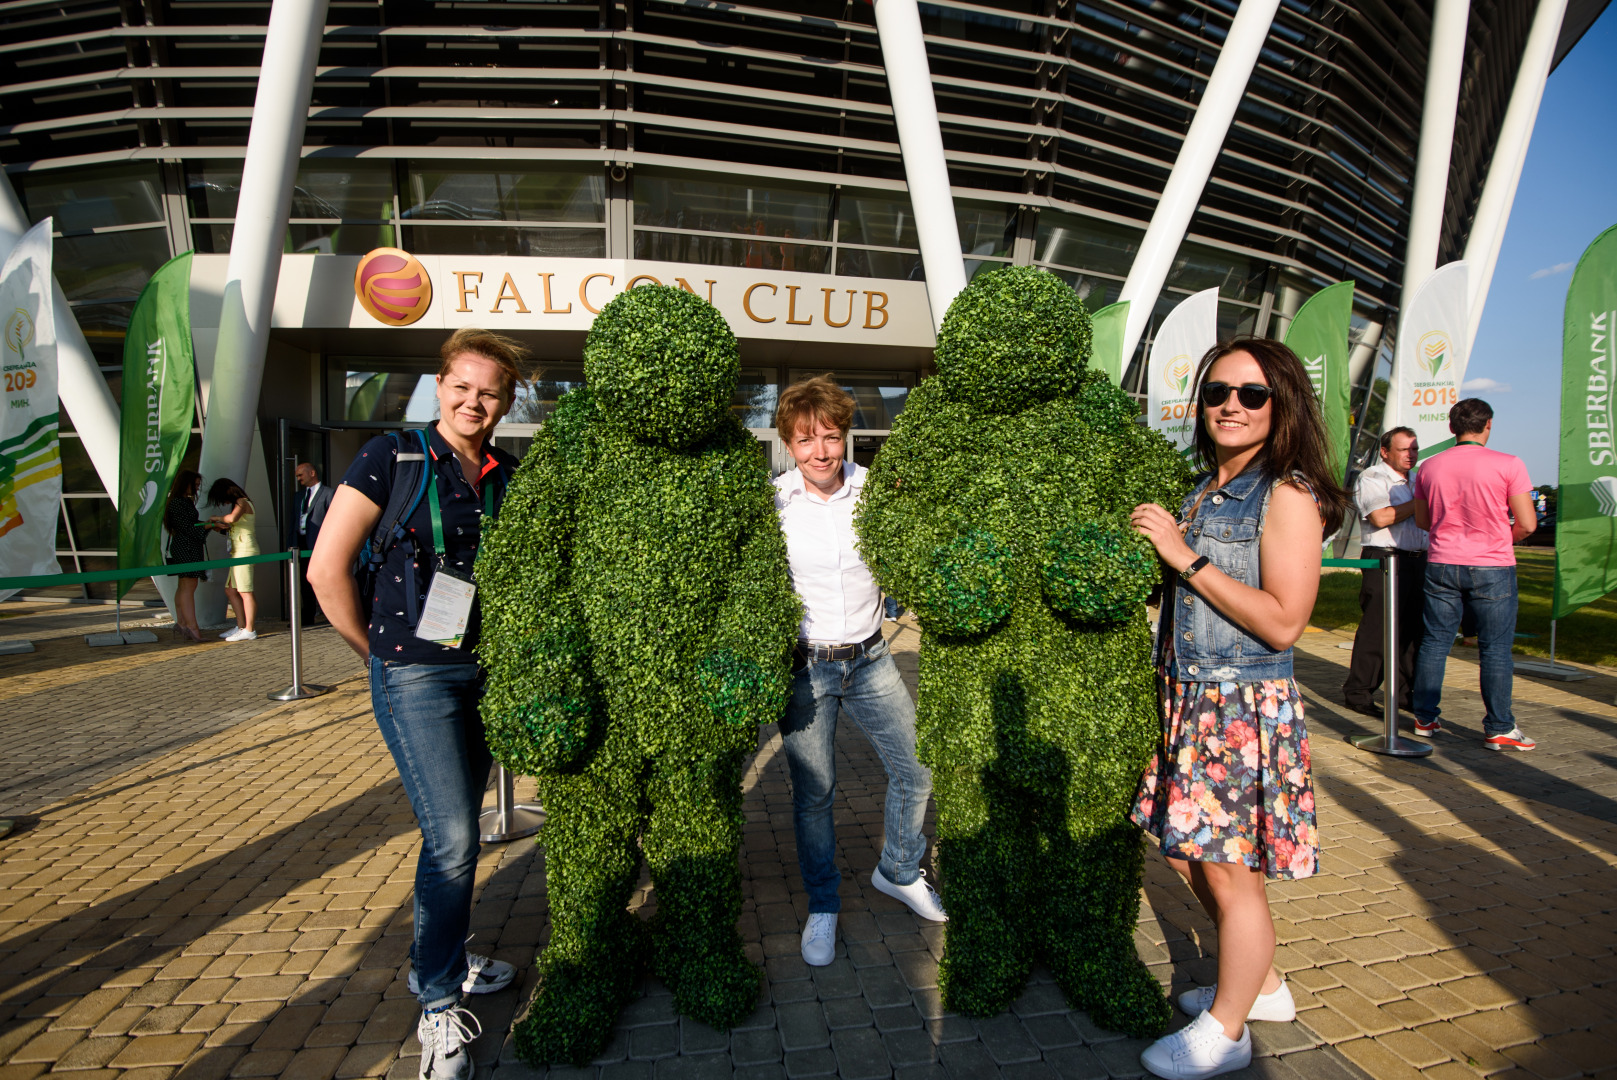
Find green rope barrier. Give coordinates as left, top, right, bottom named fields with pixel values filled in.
left=1323, top=558, right=1380, bottom=568
left=0, top=550, right=311, bottom=592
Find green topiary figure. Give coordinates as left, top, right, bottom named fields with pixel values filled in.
left=475, top=285, right=801, bottom=1065
left=855, top=266, right=1191, bottom=1036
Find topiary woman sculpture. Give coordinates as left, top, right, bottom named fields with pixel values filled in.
left=475, top=284, right=801, bottom=1064
left=855, top=266, right=1191, bottom=1036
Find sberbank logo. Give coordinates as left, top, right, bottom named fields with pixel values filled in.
left=1162, top=355, right=1192, bottom=397
left=1593, top=476, right=1617, bottom=517
left=355, top=248, right=432, bottom=327
left=5, top=308, right=33, bottom=354
left=1417, top=330, right=1451, bottom=378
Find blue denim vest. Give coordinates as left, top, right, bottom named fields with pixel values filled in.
left=1156, top=466, right=1294, bottom=683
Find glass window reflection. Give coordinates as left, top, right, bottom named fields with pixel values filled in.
left=405, top=164, right=605, bottom=223
left=1035, top=212, right=1142, bottom=279
left=634, top=170, right=830, bottom=242
left=19, top=164, right=165, bottom=231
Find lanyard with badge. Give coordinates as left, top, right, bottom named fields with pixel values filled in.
left=414, top=463, right=497, bottom=649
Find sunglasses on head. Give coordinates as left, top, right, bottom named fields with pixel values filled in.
left=1199, top=381, right=1274, bottom=410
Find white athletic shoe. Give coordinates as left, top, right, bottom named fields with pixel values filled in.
left=416, top=1005, right=480, bottom=1080
left=1141, top=1010, right=1252, bottom=1080
left=225, top=627, right=257, bottom=642
left=801, top=912, right=837, bottom=967
left=218, top=626, right=240, bottom=639
left=408, top=953, right=517, bottom=997
left=871, top=866, right=947, bottom=922
left=1177, top=980, right=1296, bottom=1022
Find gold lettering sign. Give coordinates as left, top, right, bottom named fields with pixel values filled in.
left=579, top=273, right=615, bottom=314
left=743, top=282, right=778, bottom=323
left=453, top=271, right=483, bottom=313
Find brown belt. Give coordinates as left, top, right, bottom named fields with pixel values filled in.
left=795, top=630, right=883, bottom=663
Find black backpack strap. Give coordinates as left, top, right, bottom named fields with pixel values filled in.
left=358, top=429, right=434, bottom=619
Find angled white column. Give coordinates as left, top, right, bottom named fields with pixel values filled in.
left=1116, top=0, right=1281, bottom=362
left=1463, top=0, right=1567, bottom=347
left=197, top=0, right=329, bottom=493
left=0, top=171, right=123, bottom=504
left=1400, top=0, right=1471, bottom=305
left=871, top=0, right=967, bottom=333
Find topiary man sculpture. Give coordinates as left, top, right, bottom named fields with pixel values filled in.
left=855, top=266, right=1191, bottom=1036
left=475, top=284, right=801, bottom=1065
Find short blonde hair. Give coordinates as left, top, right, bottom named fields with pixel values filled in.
left=775, top=374, right=854, bottom=441
left=439, top=327, right=531, bottom=402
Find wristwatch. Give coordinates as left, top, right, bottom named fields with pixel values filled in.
left=1180, top=555, right=1211, bottom=579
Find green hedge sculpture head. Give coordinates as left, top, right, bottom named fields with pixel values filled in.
left=584, top=284, right=739, bottom=448
left=935, top=265, right=1092, bottom=415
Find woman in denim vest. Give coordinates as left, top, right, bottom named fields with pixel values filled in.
left=1129, top=338, right=1350, bottom=1080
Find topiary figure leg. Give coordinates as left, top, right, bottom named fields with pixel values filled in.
left=643, top=750, right=759, bottom=1030
left=934, top=768, right=1035, bottom=1017
left=514, top=768, right=647, bottom=1067
left=1041, top=822, right=1169, bottom=1039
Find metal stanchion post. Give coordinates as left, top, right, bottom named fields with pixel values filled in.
left=1351, top=553, right=1431, bottom=758
left=269, top=547, right=331, bottom=702
left=479, top=764, right=543, bottom=842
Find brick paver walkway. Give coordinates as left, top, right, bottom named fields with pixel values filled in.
left=2, top=603, right=1612, bottom=1080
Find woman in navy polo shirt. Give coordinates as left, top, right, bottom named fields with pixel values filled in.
left=309, top=328, right=526, bottom=1080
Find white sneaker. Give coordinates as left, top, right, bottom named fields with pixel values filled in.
left=1141, top=1010, right=1251, bottom=1079
left=801, top=912, right=837, bottom=967
left=409, top=953, right=517, bottom=996
left=871, top=866, right=947, bottom=922
left=225, top=627, right=257, bottom=641
left=1178, top=980, right=1296, bottom=1022
left=218, top=626, right=240, bottom=639
left=417, top=1005, right=480, bottom=1080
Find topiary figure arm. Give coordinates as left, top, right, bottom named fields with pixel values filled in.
left=476, top=393, right=601, bottom=774
left=1041, top=518, right=1161, bottom=625
left=698, top=447, right=803, bottom=729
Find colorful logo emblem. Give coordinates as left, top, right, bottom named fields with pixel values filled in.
left=1417, top=331, right=1450, bottom=378
left=1162, top=354, right=1192, bottom=397
left=5, top=308, right=34, bottom=354
left=354, top=248, right=432, bottom=326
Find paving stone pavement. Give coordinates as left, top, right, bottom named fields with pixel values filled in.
left=1, top=610, right=1612, bottom=1080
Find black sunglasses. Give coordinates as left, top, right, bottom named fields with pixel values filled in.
left=1199, top=381, right=1274, bottom=410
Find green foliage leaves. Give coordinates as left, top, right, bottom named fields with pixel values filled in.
left=584, top=284, right=739, bottom=449
left=855, top=266, right=1191, bottom=1033
left=935, top=265, right=1092, bottom=415
left=1043, top=521, right=1161, bottom=625
left=476, top=288, right=799, bottom=1064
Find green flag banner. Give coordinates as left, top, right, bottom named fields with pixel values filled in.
left=1283, top=280, right=1355, bottom=477
left=1554, top=224, right=1617, bottom=620
left=117, top=251, right=196, bottom=598
left=1088, top=300, right=1130, bottom=386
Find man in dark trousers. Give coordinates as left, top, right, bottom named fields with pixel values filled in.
left=294, top=462, right=333, bottom=624
left=1343, top=427, right=1427, bottom=721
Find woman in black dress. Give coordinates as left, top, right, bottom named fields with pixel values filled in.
left=164, top=469, right=207, bottom=641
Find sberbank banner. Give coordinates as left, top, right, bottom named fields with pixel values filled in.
left=1147, top=287, right=1218, bottom=456
left=117, top=251, right=195, bottom=598
left=1554, top=224, right=1617, bottom=620
left=1395, top=261, right=1470, bottom=460
left=0, top=219, right=62, bottom=601
left=1283, top=280, right=1355, bottom=478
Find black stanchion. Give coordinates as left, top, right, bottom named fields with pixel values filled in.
left=479, top=765, right=542, bottom=843
left=1349, top=552, right=1432, bottom=758
left=268, top=546, right=331, bottom=702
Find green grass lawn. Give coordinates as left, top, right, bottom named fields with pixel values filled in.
left=1308, top=548, right=1617, bottom=669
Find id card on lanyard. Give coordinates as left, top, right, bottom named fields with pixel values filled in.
left=415, top=464, right=496, bottom=649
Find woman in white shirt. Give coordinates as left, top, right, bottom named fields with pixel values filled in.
left=773, top=375, right=946, bottom=968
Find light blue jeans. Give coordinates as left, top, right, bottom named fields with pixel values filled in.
left=369, top=658, right=492, bottom=1011
left=780, top=638, right=932, bottom=914
left=1411, top=563, right=1519, bottom=737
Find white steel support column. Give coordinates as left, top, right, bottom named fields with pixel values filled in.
left=1116, top=0, right=1280, bottom=362
left=197, top=0, right=328, bottom=492
left=1463, top=0, right=1567, bottom=346
left=871, top=0, right=967, bottom=332
left=1400, top=0, right=1471, bottom=306
left=0, top=171, right=122, bottom=503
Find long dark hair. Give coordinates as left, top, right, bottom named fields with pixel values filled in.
left=1189, top=336, right=1351, bottom=535
left=207, top=478, right=250, bottom=507
left=169, top=469, right=201, bottom=502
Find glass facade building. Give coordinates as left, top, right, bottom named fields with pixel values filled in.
left=0, top=0, right=1603, bottom=593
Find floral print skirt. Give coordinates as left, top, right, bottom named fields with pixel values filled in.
left=1129, top=671, right=1319, bottom=880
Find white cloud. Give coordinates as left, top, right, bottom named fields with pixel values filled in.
left=1462, top=377, right=1512, bottom=392
left=1529, top=261, right=1574, bottom=279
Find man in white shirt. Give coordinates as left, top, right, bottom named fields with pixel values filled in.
left=773, top=375, right=946, bottom=969
left=1342, top=426, right=1427, bottom=720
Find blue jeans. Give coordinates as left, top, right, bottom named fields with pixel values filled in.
left=1411, top=564, right=1519, bottom=737
left=369, top=658, right=492, bottom=1010
left=780, top=639, right=932, bottom=914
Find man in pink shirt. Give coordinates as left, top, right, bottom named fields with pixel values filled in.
left=1410, top=399, right=1538, bottom=750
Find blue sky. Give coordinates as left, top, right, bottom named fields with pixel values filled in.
left=1464, top=4, right=1617, bottom=485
